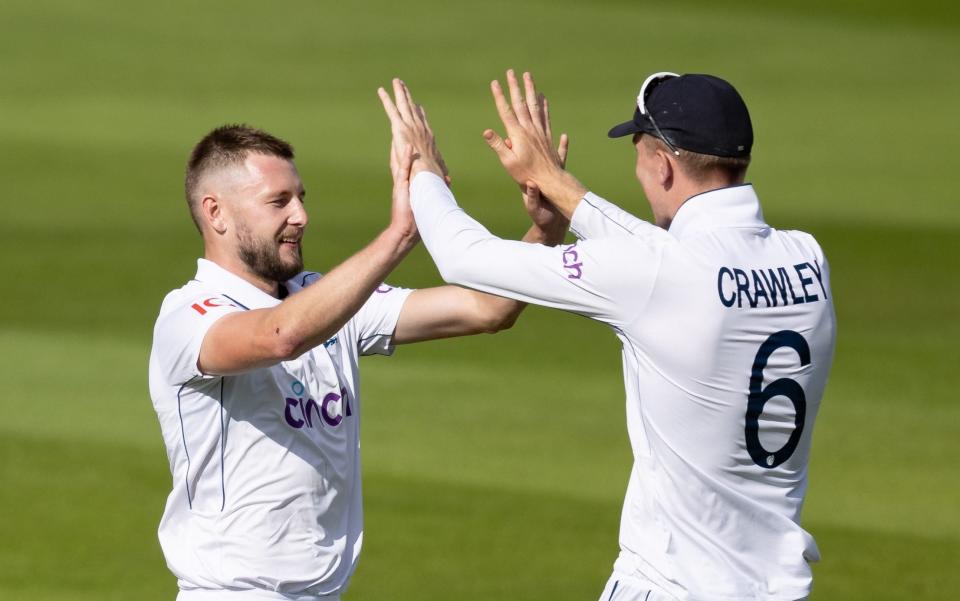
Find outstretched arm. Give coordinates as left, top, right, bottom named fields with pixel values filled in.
left=196, top=149, right=420, bottom=376
left=391, top=220, right=565, bottom=344
left=378, top=78, right=659, bottom=328
left=378, top=78, right=569, bottom=343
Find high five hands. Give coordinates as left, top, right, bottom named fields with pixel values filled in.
left=484, top=70, right=587, bottom=219
left=379, top=72, right=581, bottom=238
left=378, top=78, right=449, bottom=185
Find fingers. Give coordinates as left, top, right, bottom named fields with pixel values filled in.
left=482, top=128, right=513, bottom=161
left=378, top=86, right=402, bottom=124
left=400, top=80, right=421, bottom=125
left=400, top=144, right=414, bottom=176
left=393, top=144, right=414, bottom=187
left=523, top=182, right=542, bottom=204
left=557, top=133, right=569, bottom=168
left=523, top=72, right=541, bottom=128
left=418, top=104, right=433, bottom=136
left=523, top=72, right=547, bottom=137
left=490, top=79, right=520, bottom=132
left=507, top=69, right=532, bottom=127
left=391, top=143, right=408, bottom=179
left=542, top=94, right=554, bottom=146
left=392, top=78, right=416, bottom=123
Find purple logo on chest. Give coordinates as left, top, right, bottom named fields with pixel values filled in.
left=561, top=243, right=583, bottom=279
left=283, top=381, right=353, bottom=429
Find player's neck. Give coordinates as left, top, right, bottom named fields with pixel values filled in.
left=203, top=246, right=280, bottom=297
left=656, top=176, right=743, bottom=229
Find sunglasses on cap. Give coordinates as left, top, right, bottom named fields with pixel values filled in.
left=637, top=71, right=681, bottom=156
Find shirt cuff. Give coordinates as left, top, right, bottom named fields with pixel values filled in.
left=410, top=171, right=450, bottom=204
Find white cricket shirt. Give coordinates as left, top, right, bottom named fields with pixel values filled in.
left=410, top=172, right=836, bottom=601
left=148, top=259, right=411, bottom=599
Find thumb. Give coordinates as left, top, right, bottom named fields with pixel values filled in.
left=482, top=129, right=510, bottom=158
left=395, top=145, right=414, bottom=183
left=524, top=181, right=540, bottom=199
left=522, top=181, right=541, bottom=211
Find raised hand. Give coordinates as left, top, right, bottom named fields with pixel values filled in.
left=483, top=70, right=563, bottom=185
left=378, top=79, right=449, bottom=184
left=484, top=70, right=587, bottom=219
left=521, top=133, right=569, bottom=242
left=388, top=141, right=420, bottom=245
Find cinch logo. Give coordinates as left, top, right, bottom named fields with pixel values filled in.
left=191, top=297, right=237, bottom=315
left=375, top=283, right=393, bottom=294
left=561, top=243, right=583, bottom=280
left=283, top=380, right=353, bottom=429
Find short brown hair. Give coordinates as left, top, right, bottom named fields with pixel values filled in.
left=641, top=134, right=750, bottom=184
left=184, top=124, right=295, bottom=231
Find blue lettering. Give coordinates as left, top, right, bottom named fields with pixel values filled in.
left=718, top=267, right=736, bottom=307
left=759, top=269, right=779, bottom=307
left=794, top=263, right=819, bottom=302
left=808, top=260, right=828, bottom=299
left=780, top=267, right=804, bottom=305
left=733, top=268, right=755, bottom=308
left=751, top=270, right=771, bottom=307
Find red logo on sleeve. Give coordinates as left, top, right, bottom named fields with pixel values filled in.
left=190, top=297, right=237, bottom=315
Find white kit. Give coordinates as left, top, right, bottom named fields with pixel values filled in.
left=149, top=259, right=411, bottom=600
left=411, top=172, right=836, bottom=601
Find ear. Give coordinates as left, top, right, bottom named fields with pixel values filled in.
left=655, top=148, right=674, bottom=189
left=200, top=194, right=228, bottom=234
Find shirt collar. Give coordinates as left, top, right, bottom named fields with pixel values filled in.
left=667, top=184, right=766, bottom=239
left=194, top=258, right=282, bottom=310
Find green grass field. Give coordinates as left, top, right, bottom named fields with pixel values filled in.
left=1, top=0, right=958, bottom=599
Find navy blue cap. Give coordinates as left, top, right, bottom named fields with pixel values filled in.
left=608, top=74, right=753, bottom=158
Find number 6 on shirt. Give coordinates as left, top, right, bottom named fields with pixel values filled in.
left=746, top=330, right=811, bottom=468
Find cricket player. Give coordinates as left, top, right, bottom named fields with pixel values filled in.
left=380, top=72, right=836, bottom=600
left=147, top=123, right=567, bottom=600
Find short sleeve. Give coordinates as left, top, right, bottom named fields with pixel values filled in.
left=352, top=284, right=414, bottom=356
left=151, top=292, right=245, bottom=385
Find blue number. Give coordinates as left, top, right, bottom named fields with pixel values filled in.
left=745, top=330, right=810, bottom=468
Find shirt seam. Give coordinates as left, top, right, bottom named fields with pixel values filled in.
left=177, top=375, right=201, bottom=509
left=579, top=194, right=638, bottom=236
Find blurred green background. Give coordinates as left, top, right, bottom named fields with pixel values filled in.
left=1, top=0, right=958, bottom=599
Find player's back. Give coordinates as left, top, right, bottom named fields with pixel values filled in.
left=407, top=173, right=836, bottom=600
left=616, top=194, right=836, bottom=600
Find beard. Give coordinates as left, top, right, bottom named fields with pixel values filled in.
left=236, top=222, right=304, bottom=283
